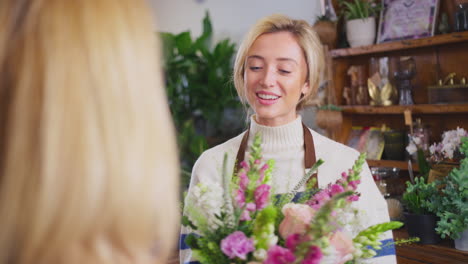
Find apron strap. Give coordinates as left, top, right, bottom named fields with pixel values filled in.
left=234, top=122, right=318, bottom=188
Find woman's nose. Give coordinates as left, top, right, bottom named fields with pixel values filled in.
left=260, top=68, right=276, bottom=87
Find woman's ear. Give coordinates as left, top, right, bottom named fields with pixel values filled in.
left=301, top=81, right=310, bottom=97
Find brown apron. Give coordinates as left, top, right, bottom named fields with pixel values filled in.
left=234, top=123, right=318, bottom=188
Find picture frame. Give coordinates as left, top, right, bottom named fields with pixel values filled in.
left=377, top=0, right=440, bottom=44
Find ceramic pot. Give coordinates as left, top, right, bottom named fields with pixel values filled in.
left=404, top=212, right=441, bottom=244
left=346, top=17, right=376, bottom=47
left=454, top=229, right=468, bottom=251
left=312, top=21, right=338, bottom=48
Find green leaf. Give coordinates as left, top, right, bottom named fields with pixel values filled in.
left=175, top=31, right=194, bottom=55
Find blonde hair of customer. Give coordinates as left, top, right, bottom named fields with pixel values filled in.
left=233, top=14, right=325, bottom=110
left=0, top=1, right=178, bottom=264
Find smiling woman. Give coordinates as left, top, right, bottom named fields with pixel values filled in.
left=244, top=31, right=310, bottom=126
left=180, top=14, right=396, bottom=264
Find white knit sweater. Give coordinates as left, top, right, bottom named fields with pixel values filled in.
left=180, top=115, right=396, bottom=264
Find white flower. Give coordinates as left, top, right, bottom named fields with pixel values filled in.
left=187, top=180, right=224, bottom=229
left=406, top=142, right=417, bottom=155
left=253, top=249, right=267, bottom=260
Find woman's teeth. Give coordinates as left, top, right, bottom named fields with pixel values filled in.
left=257, top=93, right=279, bottom=100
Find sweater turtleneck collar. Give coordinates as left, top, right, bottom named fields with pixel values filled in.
left=249, top=115, right=304, bottom=152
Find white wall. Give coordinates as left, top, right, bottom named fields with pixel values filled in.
left=150, top=0, right=321, bottom=43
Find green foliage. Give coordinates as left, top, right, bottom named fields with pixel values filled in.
left=316, top=14, right=333, bottom=22
left=429, top=137, right=468, bottom=239
left=318, top=104, right=342, bottom=111
left=402, top=177, right=439, bottom=215
left=339, top=0, right=381, bottom=20
left=160, top=11, right=241, bottom=185
left=353, top=221, right=404, bottom=258
left=416, top=148, right=430, bottom=181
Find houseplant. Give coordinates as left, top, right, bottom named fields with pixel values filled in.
left=339, top=0, right=381, bottom=47
left=160, top=12, right=242, bottom=187
left=402, top=176, right=441, bottom=244
left=427, top=137, right=468, bottom=251
left=312, top=15, right=338, bottom=49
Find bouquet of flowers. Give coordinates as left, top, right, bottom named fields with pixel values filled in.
left=183, top=133, right=402, bottom=264
left=429, top=127, right=468, bottom=162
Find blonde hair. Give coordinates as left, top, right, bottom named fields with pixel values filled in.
left=233, top=14, right=325, bottom=110
left=0, top=1, right=178, bottom=264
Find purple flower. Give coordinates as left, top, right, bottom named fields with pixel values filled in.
left=254, top=184, right=271, bottom=210
left=264, top=245, right=296, bottom=264
left=329, top=184, right=345, bottom=196
left=220, top=231, right=254, bottom=260
left=302, top=245, right=323, bottom=264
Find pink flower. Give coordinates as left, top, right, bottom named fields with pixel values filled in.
left=307, top=189, right=330, bottom=210
left=254, top=184, right=271, bottom=210
left=285, top=233, right=302, bottom=251
left=240, top=202, right=256, bottom=221
left=240, top=160, right=249, bottom=169
left=348, top=180, right=361, bottom=190
left=264, top=245, right=296, bottom=264
left=220, top=231, right=255, bottom=260
left=235, top=189, right=245, bottom=207
left=341, top=172, right=348, bottom=179
left=347, top=194, right=360, bottom=202
left=329, top=184, right=345, bottom=196
left=329, top=231, right=355, bottom=264
left=239, top=172, right=249, bottom=190
left=255, top=159, right=261, bottom=164
left=279, top=203, right=316, bottom=239
left=302, top=245, right=322, bottom=264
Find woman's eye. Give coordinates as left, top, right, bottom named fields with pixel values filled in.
left=279, top=69, right=291, bottom=74
left=249, top=66, right=262, bottom=71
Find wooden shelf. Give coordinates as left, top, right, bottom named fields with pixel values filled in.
left=394, top=228, right=468, bottom=264
left=330, top=31, right=468, bottom=58
left=367, top=160, right=419, bottom=172
left=341, top=104, right=468, bottom=115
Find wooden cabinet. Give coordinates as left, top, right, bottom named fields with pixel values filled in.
left=328, top=30, right=468, bottom=170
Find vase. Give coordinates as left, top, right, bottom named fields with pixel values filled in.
left=404, top=212, right=441, bottom=244
left=345, top=17, right=376, bottom=47
left=454, top=229, right=468, bottom=251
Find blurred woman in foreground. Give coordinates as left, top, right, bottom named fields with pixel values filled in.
left=0, top=1, right=178, bottom=264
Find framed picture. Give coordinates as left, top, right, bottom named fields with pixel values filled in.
left=377, top=0, right=440, bottom=43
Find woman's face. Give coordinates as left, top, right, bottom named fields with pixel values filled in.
left=244, top=31, right=309, bottom=127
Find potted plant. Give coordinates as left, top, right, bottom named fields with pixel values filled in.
left=160, top=11, right=243, bottom=189
left=339, top=0, right=381, bottom=47
left=402, top=176, right=441, bottom=244
left=312, top=15, right=338, bottom=49
left=427, top=137, right=468, bottom=251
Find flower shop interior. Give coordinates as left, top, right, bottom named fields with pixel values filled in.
left=155, top=0, right=468, bottom=263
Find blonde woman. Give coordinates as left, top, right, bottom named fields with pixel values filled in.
left=0, top=1, right=178, bottom=264
left=181, top=14, right=395, bottom=263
